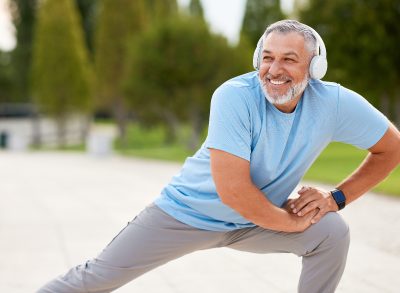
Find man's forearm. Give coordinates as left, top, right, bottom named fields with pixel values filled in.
left=219, top=182, right=314, bottom=233
left=290, top=125, right=400, bottom=222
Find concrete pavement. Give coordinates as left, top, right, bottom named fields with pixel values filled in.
left=1, top=151, right=399, bottom=292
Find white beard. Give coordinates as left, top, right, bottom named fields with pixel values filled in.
left=259, top=74, right=309, bottom=105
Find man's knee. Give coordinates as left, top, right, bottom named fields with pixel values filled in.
left=298, top=212, right=350, bottom=257
left=310, top=212, right=350, bottom=252
left=320, top=212, right=349, bottom=242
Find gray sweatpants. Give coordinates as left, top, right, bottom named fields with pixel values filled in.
left=37, top=203, right=350, bottom=293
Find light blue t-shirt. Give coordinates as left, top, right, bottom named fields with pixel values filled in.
left=154, top=71, right=389, bottom=231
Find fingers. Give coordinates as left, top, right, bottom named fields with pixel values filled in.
left=297, top=185, right=310, bottom=195
left=295, top=208, right=320, bottom=232
left=290, top=186, right=331, bottom=222
left=284, top=198, right=296, bottom=213
left=290, top=186, right=318, bottom=214
left=310, top=208, right=325, bottom=224
left=296, top=200, right=319, bottom=216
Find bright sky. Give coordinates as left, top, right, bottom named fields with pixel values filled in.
left=178, top=0, right=293, bottom=45
left=0, top=0, right=15, bottom=51
left=0, top=0, right=294, bottom=51
left=178, top=0, right=247, bottom=45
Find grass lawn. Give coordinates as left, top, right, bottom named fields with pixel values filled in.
left=114, top=123, right=196, bottom=162
left=303, top=143, right=400, bottom=196
left=114, top=123, right=399, bottom=197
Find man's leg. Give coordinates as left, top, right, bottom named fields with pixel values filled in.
left=37, top=204, right=225, bottom=293
left=224, top=212, right=350, bottom=293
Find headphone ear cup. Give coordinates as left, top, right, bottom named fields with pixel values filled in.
left=309, top=55, right=328, bottom=80
left=253, top=36, right=264, bottom=70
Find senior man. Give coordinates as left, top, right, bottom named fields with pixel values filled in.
left=38, top=19, right=400, bottom=293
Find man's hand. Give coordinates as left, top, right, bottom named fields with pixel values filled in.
left=290, top=208, right=320, bottom=232
left=283, top=198, right=296, bottom=214
left=283, top=197, right=320, bottom=231
left=290, top=186, right=338, bottom=224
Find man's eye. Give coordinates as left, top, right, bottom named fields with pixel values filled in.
left=263, top=56, right=272, bottom=61
left=285, top=58, right=295, bottom=63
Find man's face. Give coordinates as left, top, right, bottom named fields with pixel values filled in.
left=258, top=32, right=311, bottom=106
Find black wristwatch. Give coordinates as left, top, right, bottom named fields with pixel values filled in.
left=330, top=189, right=346, bottom=210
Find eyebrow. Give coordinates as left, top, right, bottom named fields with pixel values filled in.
left=262, top=50, right=299, bottom=59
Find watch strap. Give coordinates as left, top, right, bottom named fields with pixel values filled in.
left=330, top=189, right=346, bottom=210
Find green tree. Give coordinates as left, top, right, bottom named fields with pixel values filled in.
left=299, top=0, right=400, bottom=125
left=94, top=0, right=146, bottom=142
left=76, top=0, right=99, bottom=55
left=31, top=0, right=93, bottom=146
left=10, top=0, right=37, bottom=103
left=189, top=0, right=204, bottom=19
left=0, top=51, right=14, bottom=104
left=145, top=0, right=178, bottom=19
left=124, top=15, right=250, bottom=149
left=8, top=0, right=96, bottom=104
left=240, top=0, right=286, bottom=47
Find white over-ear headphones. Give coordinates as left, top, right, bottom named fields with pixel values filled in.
left=252, top=25, right=328, bottom=80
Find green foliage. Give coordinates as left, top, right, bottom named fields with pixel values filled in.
left=189, top=0, right=204, bottom=19
left=75, top=0, right=99, bottom=54
left=145, top=0, right=178, bottom=19
left=10, top=0, right=37, bottom=102
left=31, top=0, right=92, bottom=117
left=94, top=0, right=146, bottom=106
left=240, top=0, right=286, bottom=47
left=9, top=0, right=96, bottom=104
left=124, top=15, right=251, bottom=148
left=0, top=51, right=14, bottom=103
left=299, top=0, right=400, bottom=116
left=94, top=0, right=147, bottom=141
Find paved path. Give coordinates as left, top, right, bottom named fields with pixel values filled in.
left=1, top=151, right=399, bottom=293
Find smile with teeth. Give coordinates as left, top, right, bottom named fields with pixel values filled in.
left=269, top=79, right=289, bottom=85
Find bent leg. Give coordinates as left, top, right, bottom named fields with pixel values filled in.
left=225, top=212, right=350, bottom=293
left=37, top=204, right=224, bottom=293
left=297, top=213, right=350, bottom=293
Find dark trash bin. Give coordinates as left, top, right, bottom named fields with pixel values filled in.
left=0, top=131, right=8, bottom=148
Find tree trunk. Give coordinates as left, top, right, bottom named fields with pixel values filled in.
left=79, top=114, right=91, bottom=143
left=162, top=110, right=180, bottom=145
left=113, top=97, right=128, bottom=147
left=56, top=114, right=67, bottom=148
left=187, top=109, right=203, bottom=151
left=31, top=110, right=42, bottom=148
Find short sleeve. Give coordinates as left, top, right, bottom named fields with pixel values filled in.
left=204, top=85, right=252, bottom=161
left=332, top=86, right=389, bottom=149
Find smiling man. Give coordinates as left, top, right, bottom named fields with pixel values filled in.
left=258, top=31, right=310, bottom=109
left=38, top=20, right=400, bottom=293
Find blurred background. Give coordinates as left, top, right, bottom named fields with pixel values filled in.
left=0, top=0, right=399, bottom=195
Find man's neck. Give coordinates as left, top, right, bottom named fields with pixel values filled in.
left=273, top=95, right=302, bottom=113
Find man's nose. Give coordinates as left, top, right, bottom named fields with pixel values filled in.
left=268, top=60, right=283, bottom=76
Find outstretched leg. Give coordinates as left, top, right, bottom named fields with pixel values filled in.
left=37, top=204, right=224, bottom=293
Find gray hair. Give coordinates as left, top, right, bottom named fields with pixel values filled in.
left=264, top=20, right=318, bottom=56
